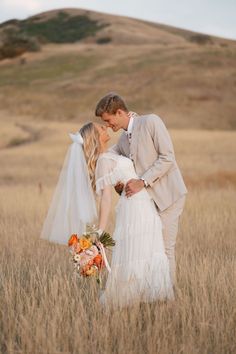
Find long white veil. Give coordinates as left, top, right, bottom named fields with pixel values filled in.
left=40, top=132, right=97, bottom=245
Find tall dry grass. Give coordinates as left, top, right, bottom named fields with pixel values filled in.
left=0, top=184, right=235, bottom=354
left=0, top=124, right=236, bottom=353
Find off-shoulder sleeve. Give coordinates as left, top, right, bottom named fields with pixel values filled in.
left=95, top=155, right=122, bottom=195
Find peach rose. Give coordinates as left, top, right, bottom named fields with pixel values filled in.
left=85, top=266, right=97, bottom=276
left=79, top=246, right=99, bottom=267
left=85, top=245, right=99, bottom=257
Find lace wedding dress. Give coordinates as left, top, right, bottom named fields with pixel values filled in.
left=95, top=152, right=174, bottom=308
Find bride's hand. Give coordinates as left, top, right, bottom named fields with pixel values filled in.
left=125, top=179, right=144, bottom=197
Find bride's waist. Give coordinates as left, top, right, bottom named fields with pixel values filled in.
left=123, top=175, right=139, bottom=182
left=120, top=188, right=151, bottom=200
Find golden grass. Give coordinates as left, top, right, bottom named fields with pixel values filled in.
left=0, top=120, right=236, bottom=353
left=0, top=185, right=235, bottom=354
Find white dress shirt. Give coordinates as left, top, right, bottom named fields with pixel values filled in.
left=126, top=112, right=135, bottom=143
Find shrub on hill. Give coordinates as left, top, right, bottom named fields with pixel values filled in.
left=0, top=29, right=40, bottom=60
left=18, top=12, right=108, bottom=43
left=189, top=34, right=213, bottom=45
left=0, top=19, right=20, bottom=28
left=96, top=36, right=112, bottom=44
left=0, top=11, right=108, bottom=59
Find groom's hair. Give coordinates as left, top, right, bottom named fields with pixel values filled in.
left=95, top=92, right=129, bottom=116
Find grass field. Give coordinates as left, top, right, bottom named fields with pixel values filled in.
left=0, top=9, right=235, bottom=353
left=0, top=120, right=235, bottom=353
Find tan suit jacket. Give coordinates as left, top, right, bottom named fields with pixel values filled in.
left=111, top=114, right=187, bottom=211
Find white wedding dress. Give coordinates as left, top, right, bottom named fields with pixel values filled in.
left=95, top=152, right=174, bottom=308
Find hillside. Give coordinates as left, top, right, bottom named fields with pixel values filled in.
left=0, top=8, right=236, bottom=130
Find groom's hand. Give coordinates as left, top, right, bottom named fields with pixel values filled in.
left=125, top=179, right=144, bottom=197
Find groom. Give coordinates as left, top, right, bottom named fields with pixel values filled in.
left=95, top=93, right=187, bottom=285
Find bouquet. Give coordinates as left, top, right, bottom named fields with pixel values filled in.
left=68, top=228, right=115, bottom=283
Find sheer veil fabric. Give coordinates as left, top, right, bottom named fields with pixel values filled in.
left=40, top=133, right=97, bottom=245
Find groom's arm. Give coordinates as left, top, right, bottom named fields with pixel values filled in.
left=140, top=115, right=175, bottom=187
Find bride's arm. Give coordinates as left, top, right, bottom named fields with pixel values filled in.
left=98, top=185, right=112, bottom=232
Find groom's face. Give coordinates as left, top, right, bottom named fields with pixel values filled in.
left=101, top=110, right=125, bottom=132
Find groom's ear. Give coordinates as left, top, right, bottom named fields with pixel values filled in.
left=116, top=109, right=129, bottom=121
left=116, top=109, right=123, bottom=117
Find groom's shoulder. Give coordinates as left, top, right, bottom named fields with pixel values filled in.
left=138, top=113, right=165, bottom=127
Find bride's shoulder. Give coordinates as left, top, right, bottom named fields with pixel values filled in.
left=95, top=152, right=119, bottom=177
left=96, top=152, right=119, bottom=173
left=98, top=151, right=120, bottom=162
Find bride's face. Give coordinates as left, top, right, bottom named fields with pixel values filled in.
left=95, top=123, right=110, bottom=146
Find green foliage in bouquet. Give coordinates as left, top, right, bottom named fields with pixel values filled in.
left=98, top=231, right=115, bottom=248
left=86, top=225, right=115, bottom=248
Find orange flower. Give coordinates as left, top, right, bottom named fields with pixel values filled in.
left=93, top=254, right=103, bottom=268
left=68, top=234, right=78, bottom=247
left=79, top=237, right=92, bottom=250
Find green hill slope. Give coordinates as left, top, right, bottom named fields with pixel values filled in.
left=0, top=8, right=235, bottom=130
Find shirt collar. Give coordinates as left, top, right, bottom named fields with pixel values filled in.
left=125, top=111, right=137, bottom=135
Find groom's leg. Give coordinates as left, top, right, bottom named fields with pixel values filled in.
left=159, top=195, right=186, bottom=285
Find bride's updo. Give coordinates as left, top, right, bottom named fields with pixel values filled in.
left=79, top=122, right=101, bottom=191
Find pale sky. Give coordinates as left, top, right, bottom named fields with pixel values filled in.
left=1, top=0, right=236, bottom=40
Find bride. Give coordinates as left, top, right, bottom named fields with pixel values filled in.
left=41, top=122, right=173, bottom=307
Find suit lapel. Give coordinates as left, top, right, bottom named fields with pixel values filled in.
left=119, top=132, right=130, bottom=157
left=130, top=117, right=141, bottom=166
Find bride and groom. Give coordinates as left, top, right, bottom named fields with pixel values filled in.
left=41, top=92, right=187, bottom=308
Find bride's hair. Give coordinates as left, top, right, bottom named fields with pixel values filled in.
left=79, top=122, right=101, bottom=192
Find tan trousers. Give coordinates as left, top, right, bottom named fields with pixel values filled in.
left=158, top=195, right=186, bottom=285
